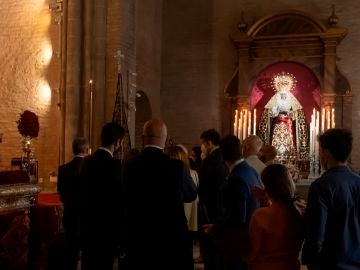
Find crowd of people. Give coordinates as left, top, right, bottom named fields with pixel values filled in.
left=56, top=119, right=360, bottom=270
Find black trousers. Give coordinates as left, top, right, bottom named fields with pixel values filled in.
left=81, top=242, right=118, bottom=270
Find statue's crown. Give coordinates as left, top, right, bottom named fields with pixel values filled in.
left=272, top=72, right=297, bottom=92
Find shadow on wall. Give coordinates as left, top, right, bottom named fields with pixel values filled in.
left=135, top=90, right=152, bottom=148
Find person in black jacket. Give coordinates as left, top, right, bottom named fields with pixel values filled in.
left=79, top=122, right=125, bottom=270
left=198, top=129, right=228, bottom=270
left=57, top=137, right=89, bottom=270
left=123, top=119, right=196, bottom=270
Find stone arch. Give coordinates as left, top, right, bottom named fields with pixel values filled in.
left=247, top=10, right=327, bottom=37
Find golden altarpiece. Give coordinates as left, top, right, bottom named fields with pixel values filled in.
left=225, top=9, right=351, bottom=178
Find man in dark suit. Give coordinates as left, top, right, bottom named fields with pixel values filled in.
left=215, top=135, right=261, bottom=270
left=198, top=128, right=228, bottom=270
left=123, top=119, right=196, bottom=270
left=57, top=137, right=89, bottom=270
left=79, top=122, right=125, bottom=270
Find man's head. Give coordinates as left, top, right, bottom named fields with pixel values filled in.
left=200, top=129, right=221, bottom=157
left=261, top=163, right=295, bottom=201
left=142, top=119, right=167, bottom=148
left=219, top=135, right=242, bottom=166
left=72, top=137, right=89, bottom=156
left=242, top=135, right=263, bottom=158
left=259, top=144, right=277, bottom=164
left=319, top=128, right=352, bottom=170
left=101, top=122, right=125, bottom=153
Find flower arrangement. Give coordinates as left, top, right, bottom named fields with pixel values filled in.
left=17, top=110, right=39, bottom=139
left=285, top=162, right=300, bottom=182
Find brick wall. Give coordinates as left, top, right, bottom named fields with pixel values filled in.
left=0, top=0, right=60, bottom=183
left=134, top=0, right=163, bottom=148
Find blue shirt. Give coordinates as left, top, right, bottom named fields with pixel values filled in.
left=302, top=165, right=360, bottom=269
left=218, top=160, right=261, bottom=230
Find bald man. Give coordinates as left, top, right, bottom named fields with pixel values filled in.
left=123, top=119, right=196, bottom=270
left=142, top=118, right=168, bottom=148
left=242, top=135, right=266, bottom=175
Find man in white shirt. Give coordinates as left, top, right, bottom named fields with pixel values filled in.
left=242, top=135, right=266, bottom=175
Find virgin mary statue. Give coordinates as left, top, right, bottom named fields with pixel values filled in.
left=258, top=72, right=308, bottom=160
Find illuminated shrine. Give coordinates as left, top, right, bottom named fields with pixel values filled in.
left=226, top=10, right=351, bottom=178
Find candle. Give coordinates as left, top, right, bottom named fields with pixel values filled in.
left=310, top=108, right=316, bottom=156
left=234, top=110, right=238, bottom=136
left=243, top=109, right=247, bottom=140
left=309, top=110, right=314, bottom=157
left=248, top=111, right=251, bottom=136
left=239, top=111, right=243, bottom=141
left=89, top=79, right=93, bottom=154
left=253, top=109, right=256, bottom=135
left=331, top=108, right=335, bottom=128
left=327, top=109, right=330, bottom=130
left=315, top=110, right=320, bottom=162
left=321, top=108, right=325, bottom=132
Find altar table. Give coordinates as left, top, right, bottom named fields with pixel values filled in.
left=28, top=192, right=63, bottom=270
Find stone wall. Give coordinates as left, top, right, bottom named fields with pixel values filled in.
left=134, top=0, right=163, bottom=148
left=162, top=0, right=217, bottom=148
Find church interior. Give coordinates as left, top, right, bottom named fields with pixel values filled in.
left=0, top=0, right=360, bottom=269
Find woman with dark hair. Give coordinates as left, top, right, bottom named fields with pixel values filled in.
left=244, top=164, right=303, bottom=270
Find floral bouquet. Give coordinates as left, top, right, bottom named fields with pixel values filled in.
left=285, top=162, right=300, bottom=183
left=17, top=110, right=39, bottom=139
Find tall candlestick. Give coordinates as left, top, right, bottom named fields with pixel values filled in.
left=326, top=109, right=330, bottom=130
left=89, top=79, right=93, bottom=154
left=331, top=108, right=335, bottom=128
left=253, top=109, right=256, bottom=135
left=321, top=108, right=325, bottom=132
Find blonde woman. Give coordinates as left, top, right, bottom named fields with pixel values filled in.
left=167, top=145, right=199, bottom=234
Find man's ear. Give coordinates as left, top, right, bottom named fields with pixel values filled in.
left=320, top=147, right=329, bottom=169
left=115, top=138, right=123, bottom=148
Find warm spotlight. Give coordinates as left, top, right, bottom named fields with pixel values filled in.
left=41, top=41, right=53, bottom=65
left=39, top=80, right=52, bottom=104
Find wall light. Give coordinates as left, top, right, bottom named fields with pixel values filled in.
left=39, top=80, right=52, bottom=104
left=41, top=40, right=53, bottom=65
